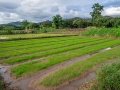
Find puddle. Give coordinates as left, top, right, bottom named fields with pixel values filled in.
left=99, top=47, right=111, bottom=52
left=0, top=47, right=113, bottom=90
left=0, top=64, right=11, bottom=82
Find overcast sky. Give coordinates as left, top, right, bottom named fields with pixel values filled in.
left=0, top=0, right=120, bottom=24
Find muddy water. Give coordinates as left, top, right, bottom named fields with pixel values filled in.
left=0, top=47, right=112, bottom=90
left=0, top=64, right=11, bottom=82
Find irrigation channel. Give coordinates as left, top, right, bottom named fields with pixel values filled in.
left=0, top=47, right=111, bottom=90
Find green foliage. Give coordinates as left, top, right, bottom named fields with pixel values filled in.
left=1, top=3, right=120, bottom=35
left=27, top=22, right=39, bottom=29
left=90, top=3, right=104, bottom=20
left=52, top=14, right=63, bottom=29
left=63, top=17, right=92, bottom=28
left=21, top=20, right=29, bottom=29
left=40, top=20, right=52, bottom=28
left=81, top=27, right=120, bottom=38
left=91, top=61, right=120, bottom=90
left=40, top=25, right=54, bottom=33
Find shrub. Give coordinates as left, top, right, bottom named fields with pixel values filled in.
left=91, top=61, right=120, bottom=90
left=81, top=27, right=120, bottom=38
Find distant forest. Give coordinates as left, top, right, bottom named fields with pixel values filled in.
left=0, top=3, right=120, bottom=33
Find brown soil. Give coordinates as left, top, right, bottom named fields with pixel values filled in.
left=77, top=79, right=96, bottom=90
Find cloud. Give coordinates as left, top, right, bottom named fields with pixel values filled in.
left=0, top=0, right=20, bottom=13
left=103, top=0, right=120, bottom=8
left=0, top=12, right=20, bottom=24
left=66, top=6, right=82, bottom=13
left=51, top=6, right=59, bottom=12
left=103, top=7, right=120, bottom=16
left=102, top=0, right=120, bottom=16
left=0, top=0, right=120, bottom=24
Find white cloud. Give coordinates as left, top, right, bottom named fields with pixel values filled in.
left=103, top=7, right=120, bottom=16
left=0, top=12, right=20, bottom=24
left=0, top=0, right=120, bottom=24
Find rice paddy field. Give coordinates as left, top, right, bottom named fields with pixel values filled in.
left=0, top=35, right=120, bottom=90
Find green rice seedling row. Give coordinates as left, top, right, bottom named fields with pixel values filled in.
left=0, top=37, right=83, bottom=51
left=0, top=37, right=102, bottom=52
left=40, top=46, right=120, bottom=86
left=0, top=36, right=77, bottom=47
left=10, top=39, right=120, bottom=77
left=0, top=36, right=102, bottom=48
left=3, top=39, right=110, bottom=64
left=0, top=38, right=103, bottom=58
left=0, top=36, right=83, bottom=47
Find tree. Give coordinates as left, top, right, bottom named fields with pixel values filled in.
left=21, top=20, right=29, bottom=29
left=40, top=20, right=52, bottom=28
left=52, top=14, right=63, bottom=29
left=64, top=18, right=74, bottom=28
left=90, top=3, right=104, bottom=20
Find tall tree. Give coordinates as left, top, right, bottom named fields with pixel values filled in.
left=52, top=14, right=63, bottom=29
left=90, top=3, right=104, bottom=20
left=21, top=20, right=29, bottom=29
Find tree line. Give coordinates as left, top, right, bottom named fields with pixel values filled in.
left=0, top=3, right=120, bottom=32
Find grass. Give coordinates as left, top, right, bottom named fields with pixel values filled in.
left=0, top=36, right=83, bottom=50
left=0, top=38, right=99, bottom=52
left=90, top=61, right=120, bottom=90
left=3, top=38, right=110, bottom=64
left=0, top=36, right=80, bottom=47
left=81, top=27, right=120, bottom=38
left=10, top=39, right=120, bottom=77
left=39, top=46, right=120, bottom=87
left=0, top=39, right=101, bottom=58
left=0, top=30, right=25, bottom=35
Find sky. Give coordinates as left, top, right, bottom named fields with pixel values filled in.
left=0, top=0, right=120, bottom=24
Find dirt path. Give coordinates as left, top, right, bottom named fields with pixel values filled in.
left=0, top=47, right=111, bottom=90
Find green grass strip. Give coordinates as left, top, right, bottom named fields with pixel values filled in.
left=11, top=39, right=120, bottom=77
left=3, top=39, right=110, bottom=64
left=40, top=46, right=120, bottom=86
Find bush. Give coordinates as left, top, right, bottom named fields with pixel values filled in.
left=81, top=27, right=120, bottom=38
left=91, top=61, right=120, bottom=90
